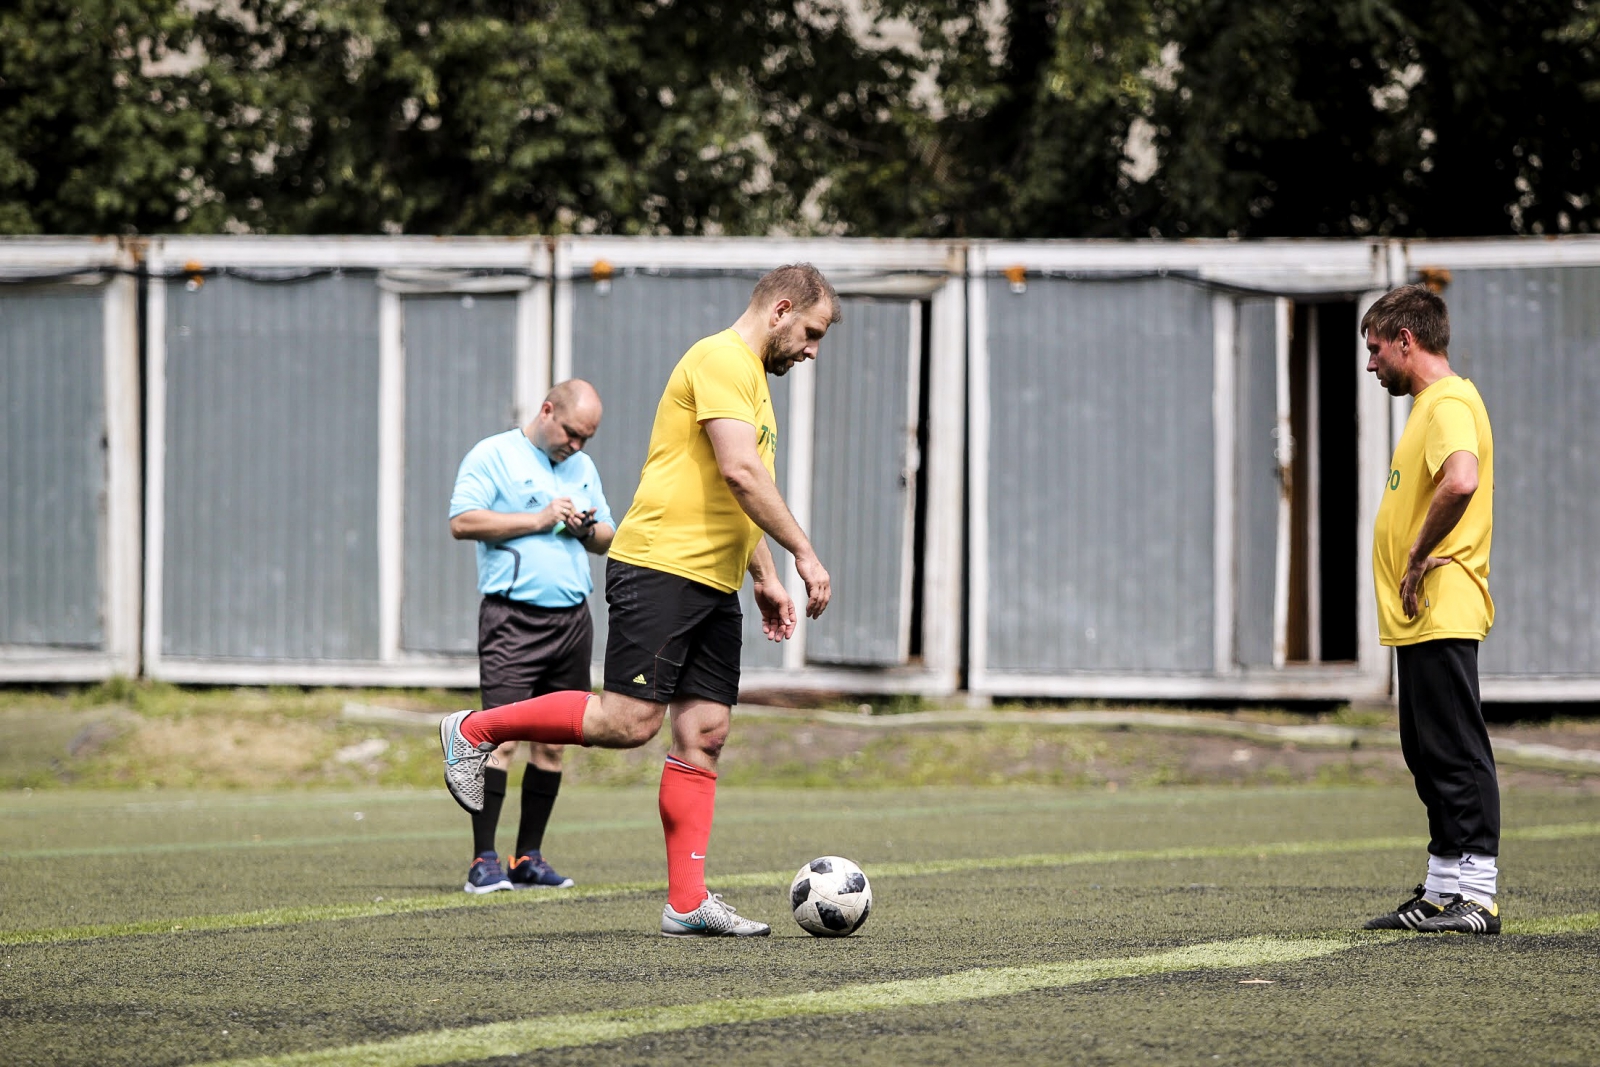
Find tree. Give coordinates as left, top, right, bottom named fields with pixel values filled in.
left=1138, top=0, right=1600, bottom=236
left=180, top=0, right=928, bottom=235
left=0, top=0, right=211, bottom=233
left=1, top=0, right=1596, bottom=236
left=882, top=0, right=1600, bottom=238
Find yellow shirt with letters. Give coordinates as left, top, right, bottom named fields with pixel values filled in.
left=610, top=329, right=777, bottom=593
left=1372, top=375, right=1495, bottom=646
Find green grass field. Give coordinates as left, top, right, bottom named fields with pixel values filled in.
left=2, top=782, right=1598, bottom=1066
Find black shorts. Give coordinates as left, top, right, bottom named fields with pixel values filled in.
left=478, top=595, right=593, bottom=710
left=603, top=559, right=742, bottom=706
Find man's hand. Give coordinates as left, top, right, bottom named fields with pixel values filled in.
left=538, top=496, right=577, bottom=533
left=562, top=507, right=598, bottom=539
left=795, top=553, right=831, bottom=619
left=1400, top=553, right=1452, bottom=618
left=753, top=577, right=797, bottom=641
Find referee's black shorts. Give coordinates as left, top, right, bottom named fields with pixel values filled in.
left=603, top=559, right=742, bottom=707
left=478, top=594, right=593, bottom=710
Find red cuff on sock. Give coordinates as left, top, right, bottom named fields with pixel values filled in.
left=463, top=690, right=588, bottom=747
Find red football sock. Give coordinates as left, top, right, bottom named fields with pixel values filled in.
left=660, top=756, right=718, bottom=913
left=462, top=690, right=588, bottom=747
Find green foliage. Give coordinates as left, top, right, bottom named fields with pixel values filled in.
left=1136, top=0, right=1600, bottom=236
left=0, top=0, right=1596, bottom=235
left=887, top=0, right=1600, bottom=237
left=0, top=0, right=211, bottom=232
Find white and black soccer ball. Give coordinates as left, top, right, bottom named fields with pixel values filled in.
left=789, top=856, right=872, bottom=937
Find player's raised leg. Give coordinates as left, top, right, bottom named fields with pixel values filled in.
left=440, top=691, right=586, bottom=813
left=440, top=689, right=662, bottom=813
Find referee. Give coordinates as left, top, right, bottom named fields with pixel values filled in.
left=447, top=379, right=614, bottom=894
left=1360, top=285, right=1500, bottom=935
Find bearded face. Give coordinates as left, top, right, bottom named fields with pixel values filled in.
left=761, top=331, right=803, bottom=376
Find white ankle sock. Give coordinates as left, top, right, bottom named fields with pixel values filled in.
left=1458, top=852, right=1498, bottom=906
left=1423, top=854, right=1460, bottom=905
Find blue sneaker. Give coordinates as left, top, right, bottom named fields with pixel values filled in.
left=508, top=852, right=575, bottom=889
left=463, top=851, right=512, bottom=894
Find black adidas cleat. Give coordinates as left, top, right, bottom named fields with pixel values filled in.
left=1415, top=896, right=1500, bottom=935
left=1363, top=884, right=1445, bottom=930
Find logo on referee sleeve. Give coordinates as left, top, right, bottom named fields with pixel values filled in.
left=633, top=674, right=647, bottom=684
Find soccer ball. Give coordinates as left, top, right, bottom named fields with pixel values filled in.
left=789, top=856, right=872, bottom=937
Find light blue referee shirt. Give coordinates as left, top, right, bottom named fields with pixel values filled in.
left=449, top=429, right=613, bottom=608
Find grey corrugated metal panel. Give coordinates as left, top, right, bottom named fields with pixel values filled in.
left=0, top=285, right=105, bottom=648
left=1444, top=266, right=1600, bottom=677
left=984, top=277, right=1215, bottom=672
left=162, top=274, right=382, bottom=660
left=570, top=275, right=790, bottom=672
left=806, top=298, right=912, bottom=665
left=1234, top=299, right=1279, bottom=668
left=401, top=293, right=519, bottom=655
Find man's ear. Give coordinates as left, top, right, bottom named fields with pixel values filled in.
left=769, top=298, right=793, bottom=326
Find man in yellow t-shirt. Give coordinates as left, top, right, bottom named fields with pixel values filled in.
left=1360, top=284, right=1500, bottom=936
left=437, top=264, right=840, bottom=938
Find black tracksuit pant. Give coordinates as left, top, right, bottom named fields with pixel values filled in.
left=1395, top=638, right=1500, bottom=857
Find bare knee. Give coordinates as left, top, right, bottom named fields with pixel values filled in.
left=622, top=717, right=663, bottom=748
left=698, top=728, right=728, bottom=760
left=585, top=693, right=667, bottom=749
left=672, top=706, right=730, bottom=763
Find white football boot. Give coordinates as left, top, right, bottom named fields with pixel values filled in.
left=660, top=894, right=771, bottom=938
left=439, top=710, right=495, bottom=813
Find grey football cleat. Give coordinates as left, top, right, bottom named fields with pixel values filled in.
left=439, top=710, right=495, bottom=813
left=661, top=894, right=771, bottom=938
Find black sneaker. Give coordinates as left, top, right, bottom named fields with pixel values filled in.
left=1415, top=895, right=1501, bottom=935
left=1363, top=884, right=1445, bottom=930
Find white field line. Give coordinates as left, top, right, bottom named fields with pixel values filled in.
left=6, top=821, right=1597, bottom=947
left=188, top=913, right=1600, bottom=1067
left=193, top=935, right=1364, bottom=1067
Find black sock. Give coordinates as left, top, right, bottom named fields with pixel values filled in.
left=515, top=768, right=563, bottom=857
left=471, top=766, right=508, bottom=856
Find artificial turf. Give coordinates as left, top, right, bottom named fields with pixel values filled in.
left=1, top=784, right=1597, bottom=1066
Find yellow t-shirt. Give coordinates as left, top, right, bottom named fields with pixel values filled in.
left=1372, top=375, right=1495, bottom=646
left=610, top=329, right=777, bottom=593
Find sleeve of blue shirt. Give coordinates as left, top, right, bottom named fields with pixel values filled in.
left=449, top=441, right=499, bottom=518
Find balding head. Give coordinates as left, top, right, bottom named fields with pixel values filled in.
left=547, top=378, right=601, bottom=420
left=527, top=379, right=602, bottom=463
